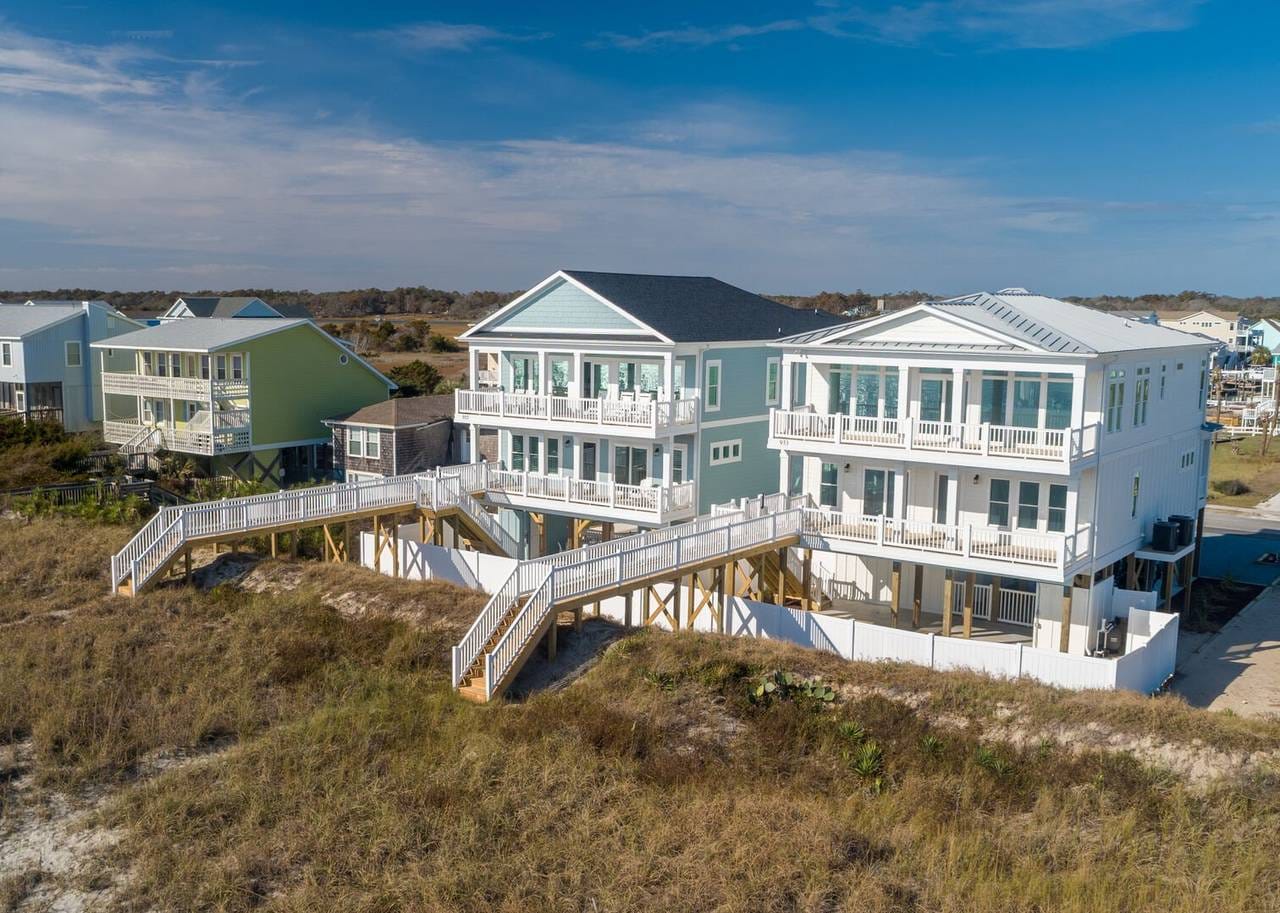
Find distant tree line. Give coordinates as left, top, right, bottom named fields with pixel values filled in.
left=7, top=285, right=1280, bottom=321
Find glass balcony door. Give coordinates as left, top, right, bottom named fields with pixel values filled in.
left=613, top=445, right=648, bottom=487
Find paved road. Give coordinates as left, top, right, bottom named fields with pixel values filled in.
left=1172, top=505, right=1280, bottom=717
left=1174, top=582, right=1280, bottom=717
left=1204, top=505, right=1280, bottom=536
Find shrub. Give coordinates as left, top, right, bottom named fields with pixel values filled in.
left=1212, top=478, right=1251, bottom=496
left=388, top=360, right=443, bottom=397
left=427, top=333, right=461, bottom=353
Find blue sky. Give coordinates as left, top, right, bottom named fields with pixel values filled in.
left=0, top=0, right=1276, bottom=295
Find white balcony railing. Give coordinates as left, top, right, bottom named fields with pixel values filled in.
left=101, top=372, right=250, bottom=400
left=951, top=582, right=1038, bottom=627
left=801, top=507, right=1073, bottom=571
left=771, top=409, right=1098, bottom=464
left=482, top=466, right=697, bottom=522
left=103, top=418, right=252, bottom=455
left=456, top=389, right=698, bottom=433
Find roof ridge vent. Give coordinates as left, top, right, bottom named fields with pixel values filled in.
left=996, top=287, right=1032, bottom=295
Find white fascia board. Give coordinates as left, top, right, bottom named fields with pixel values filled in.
left=460, top=270, right=675, bottom=345
left=466, top=337, right=674, bottom=356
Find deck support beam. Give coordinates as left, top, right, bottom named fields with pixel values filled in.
left=1060, top=587, right=1073, bottom=653
left=890, top=561, right=902, bottom=628
left=911, top=564, right=923, bottom=628
left=802, top=549, right=813, bottom=611
left=962, top=571, right=976, bottom=639
left=1180, top=554, right=1195, bottom=616
left=941, top=572, right=953, bottom=637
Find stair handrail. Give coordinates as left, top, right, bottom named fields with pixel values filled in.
left=127, top=512, right=185, bottom=592
left=477, top=507, right=804, bottom=698
left=112, top=505, right=181, bottom=590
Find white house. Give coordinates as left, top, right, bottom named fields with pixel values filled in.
left=769, top=288, right=1215, bottom=655
left=1158, top=309, right=1258, bottom=366
left=454, top=269, right=842, bottom=554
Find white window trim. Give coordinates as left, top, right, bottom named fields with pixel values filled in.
left=2, top=342, right=10, bottom=367
left=764, top=356, right=781, bottom=406
left=704, top=359, right=722, bottom=413
left=365, top=429, right=381, bottom=460
left=348, top=428, right=364, bottom=458
left=709, top=438, right=742, bottom=466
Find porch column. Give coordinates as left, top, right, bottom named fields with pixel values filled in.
left=468, top=346, right=477, bottom=387
left=469, top=423, right=479, bottom=463
left=941, top=572, right=953, bottom=637
left=950, top=367, right=965, bottom=426
left=663, top=352, right=674, bottom=400
left=538, top=350, right=550, bottom=395
left=897, top=365, right=910, bottom=420
left=572, top=352, right=584, bottom=398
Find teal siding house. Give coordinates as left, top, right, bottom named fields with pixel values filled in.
left=454, top=269, right=841, bottom=555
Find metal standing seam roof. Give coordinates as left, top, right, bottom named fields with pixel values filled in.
left=778, top=289, right=1218, bottom=355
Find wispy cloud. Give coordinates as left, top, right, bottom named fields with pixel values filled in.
left=603, top=0, right=1205, bottom=52
left=374, top=21, right=550, bottom=53
left=597, top=19, right=803, bottom=50
left=0, top=30, right=163, bottom=98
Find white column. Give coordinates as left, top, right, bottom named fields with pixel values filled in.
left=1070, top=366, right=1086, bottom=428
left=469, top=423, right=479, bottom=463
left=572, top=351, right=584, bottom=398
left=892, top=465, right=906, bottom=519
left=780, top=356, right=793, bottom=412
left=947, top=475, right=960, bottom=526
left=663, top=352, right=674, bottom=400
left=538, top=350, right=549, bottom=395
left=467, top=346, right=478, bottom=388
left=950, top=367, right=965, bottom=426
left=897, top=364, right=909, bottom=419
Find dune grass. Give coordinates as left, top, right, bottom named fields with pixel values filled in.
left=2, top=516, right=1279, bottom=912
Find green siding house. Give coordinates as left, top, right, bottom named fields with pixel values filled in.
left=93, top=319, right=393, bottom=484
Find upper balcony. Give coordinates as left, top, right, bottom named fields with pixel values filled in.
left=101, top=371, right=249, bottom=401
left=771, top=409, right=1099, bottom=474
left=456, top=388, right=699, bottom=438
left=477, top=465, right=697, bottom=526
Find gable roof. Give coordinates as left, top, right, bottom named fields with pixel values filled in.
left=325, top=394, right=454, bottom=428
left=165, top=296, right=309, bottom=319
left=93, top=318, right=311, bottom=352
left=1158, top=308, right=1239, bottom=323
left=465, top=270, right=842, bottom=343
left=0, top=301, right=133, bottom=339
left=782, top=288, right=1216, bottom=355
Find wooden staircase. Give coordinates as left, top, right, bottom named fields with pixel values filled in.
left=456, top=594, right=530, bottom=701
left=753, top=549, right=807, bottom=605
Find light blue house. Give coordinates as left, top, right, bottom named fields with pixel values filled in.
left=1251, top=318, right=1280, bottom=363
left=0, top=300, right=143, bottom=431
left=454, top=269, right=842, bottom=554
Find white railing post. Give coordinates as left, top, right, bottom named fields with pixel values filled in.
left=981, top=423, right=991, bottom=456
left=963, top=526, right=972, bottom=558
left=905, top=416, right=914, bottom=450
left=498, top=390, right=505, bottom=418
left=615, top=553, right=624, bottom=586
left=876, top=514, right=885, bottom=546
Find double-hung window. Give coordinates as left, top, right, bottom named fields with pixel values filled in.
left=705, top=360, right=721, bottom=412
left=1106, top=369, right=1126, bottom=433
left=863, top=469, right=895, bottom=518
left=1, top=343, right=11, bottom=366
left=156, top=352, right=168, bottom=377
left=65, top=341, right=82, bottom=367
left=1047, top=484, right=1068, bottom=533
left=170, top=353, right=181, bottom=377
left=1017, top=481, right=1040, bottom=529
left=765, top=357, right=780, bottom=405
left=215, top=355, right=227, bottom=381
left=819, top=463, right=839, bottom=508
left=547, top=438, right=559, bottom=474
left=528, top=436, right=541, bottom=474
left=200, top=356, right=210, bottom=379
left=510, top=435, right=525, bottom=471
left=347, top=429, right=364, bottom=458
left=1133, top=366, right=1150, bottom=426
left=988, top=479, right=1010, bottom=527
left=231, top=355, right=244, bottom=381
left=365, top=430, right=380, bottom=460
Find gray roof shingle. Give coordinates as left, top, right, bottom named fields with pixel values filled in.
left=560, top=270, right=843, bottom=342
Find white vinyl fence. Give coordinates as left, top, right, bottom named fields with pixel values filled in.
left=366, top=537, right=1178, bottom=695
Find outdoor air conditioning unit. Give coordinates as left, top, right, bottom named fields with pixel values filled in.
left=1151, top=520, right=1179, bottom=552
left=1169, top=514, right=1196, bottom=548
